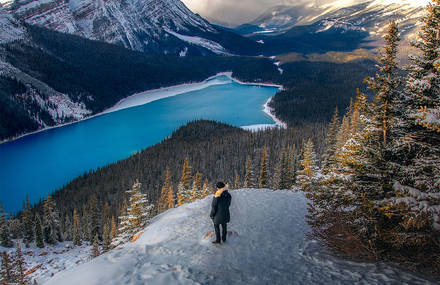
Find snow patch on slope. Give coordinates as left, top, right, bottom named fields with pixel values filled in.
left=45, top=189, right=434, bottom=285
left=0, top=7, right=25, bottom=44
left=166, top=29, right=230, bottom=55
left=0, top=241, right=93, bottom=284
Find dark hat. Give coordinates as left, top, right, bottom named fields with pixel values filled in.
left=216, top=182, right=225, bottom=189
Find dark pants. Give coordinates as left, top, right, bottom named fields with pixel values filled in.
left=214, top=223, right=227, bottom=242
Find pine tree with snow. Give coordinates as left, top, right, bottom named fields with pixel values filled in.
left=102, top=223, right=111, bottom=252
left=73, top=209, right=82, bottom=246
left=157, top=168, right=172, bottom=213
left=243, top=156, right=255, bottom=188
left=297, top=139, right=319, bottom=192
left=191, top=172, right=203, bottom=201
left=177, top=158, right=193, bottom=205
left=165, top=186, right=175, bottom=210
left=259, top=147, right=269, bottom=188
left=201, top=179, right=211, bottom=198
left=322, top=108, right=340, bottom=173
left=81, top=204, right=90, bottom=242
left=1, top=251, right=15, bottom=284
left=365, top=21, right=401, bottom=146
left=14, top=242, right=28, bottom=285
left=0, top=204, right=12, bottom=248
left=111, top=216, right=117, bottom=240
left=43, top=194, right=61, bottom=245
left=233, top=173, right=240, bottom=190
left=92, top=233, right=100, bottom=258
left=117, top=180, right=153, bottom=241
left=376, top=0, right=440, bottom=254
left=22, top=196, right=34, bottom=247
left=34, top=214, right=44, bottom=248
left=88, top=195, right=101, bottom=242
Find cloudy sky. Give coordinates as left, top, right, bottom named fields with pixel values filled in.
left=181, top=0, right=308, bottom=26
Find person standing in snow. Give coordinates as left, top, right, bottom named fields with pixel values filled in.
left=210, top=182, right=232, bottom=244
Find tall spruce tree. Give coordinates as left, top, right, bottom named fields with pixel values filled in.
left=34, top=214, right=44, bottom=248
left=191, top=172, right=203, bottom=201
left=14, top=242, right=27, bottom=285
left=88, top=195, right=101, bottom=242
left=1, top=251, right=15, bottom=284
left=117, top=180, right=153, bottom=242
left=243, top=156, right=255, bottom=188
left=322, top=108, right=340, bottom=173
left=73, top=209, right=82, bottom=246
left=297, top=139, right=319, bottom=192
left=365, top=21, right=401, bottom=146
left=0, top=204, right=12, bottom=248
left=259, top=147, right=269, bottom=188
left=43, top=194, right=61, bottom=245
left=22, top=196, right=34, bottom=247
left=177, top=158, right=193, bottom=205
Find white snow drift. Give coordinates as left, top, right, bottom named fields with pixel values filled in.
left=45, top=189, right=434, bottom=285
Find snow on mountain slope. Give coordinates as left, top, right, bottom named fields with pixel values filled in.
left=0, top=7, right=25, bottom=44
left=7, top=0, right=238, bottom=55
left=166, top=30, right=230, bottom=55
left=45, top=189, right=434, bottom=285
left=245, top=0, right=424, bottom=42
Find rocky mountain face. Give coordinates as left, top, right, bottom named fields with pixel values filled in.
left=236, top=0, right=424, bottom=56
left=6, top=0, right=260, bottom=55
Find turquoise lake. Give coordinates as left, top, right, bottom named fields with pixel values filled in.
left=0, top=75, right=279, bottom=213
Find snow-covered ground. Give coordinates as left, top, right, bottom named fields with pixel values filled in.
left=103, top=73, right=233, bottom=114
left=0, top=241, right=92, bottom=284
left=45, top=189, right=434, bottom=285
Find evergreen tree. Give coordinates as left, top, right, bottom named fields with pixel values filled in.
left=111, top=216, right=117, bottom=240
left=88, top=195, right=100, bottom=242
left=297, top=139, right=319, bottom=192
left=322, top=108, right=340, bottom=173
left=191, top=172, right=203, bottom=201
left=34, top=214, right=44, bottom=248
left=43, top=194, right=61, bottom=245
left=1, top=251, right=15, bottom=284
left=22, top=196, right=34, bottom=247
left=201, top=179, right=211, bottom=198
left=243, top=156, right=255, bottom=188
left=165, top=186, right=175, bottom=210
left=63, top=215, right=73, bottom=242
left=157, top=168, right=172, bottom=213
left=365, top=21, right=401, bottom=146
left=259, top=147, right=269, bottom=188
left=0, top=204, right=12, bottom=248
left=102, top=223, right=111, bottom=252
left=73, top=209, right=82, bottom=246
left=81, top=204, right=90, bottom=242
left=233, top=173, right=240, bottom=190
left=14, top=242, right=28, bottom=285
left=177, top=158, right=193, bottom=205
left=117, top=180, right=153, bottom=241
left=92, top=233, right=100, bottom=258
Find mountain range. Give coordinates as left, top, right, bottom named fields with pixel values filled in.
left=4, top=0, right=261, bottom=56
left=235, top=0, right=424, bottom=55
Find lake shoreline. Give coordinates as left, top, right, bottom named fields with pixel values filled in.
left=1, top=72, right=285, bottom=145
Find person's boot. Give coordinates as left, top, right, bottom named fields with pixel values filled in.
left=212, top=240, right=221, bottom=245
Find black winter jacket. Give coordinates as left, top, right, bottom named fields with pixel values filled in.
left=210, top=190, right=232, bottom=225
